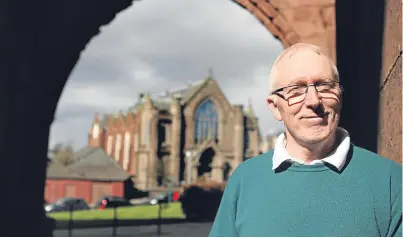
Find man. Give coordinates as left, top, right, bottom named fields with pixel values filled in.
left=209, top=43, right=402, bottom=237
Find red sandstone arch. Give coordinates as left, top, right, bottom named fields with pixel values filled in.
left=233, top=0, right=336, bottom=61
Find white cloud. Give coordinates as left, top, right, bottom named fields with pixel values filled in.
left=49, top=0, right=284, bottom=149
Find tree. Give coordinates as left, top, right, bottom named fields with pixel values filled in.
left=52, top=143, right=75, bottom=166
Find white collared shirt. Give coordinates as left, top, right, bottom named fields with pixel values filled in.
left=272, top=127, right=351, bottom=171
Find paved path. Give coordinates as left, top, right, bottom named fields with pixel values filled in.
left=54, top=222, right=213, bottom=237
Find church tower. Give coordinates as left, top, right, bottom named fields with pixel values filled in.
left=88, top=113, right=104, bottom=148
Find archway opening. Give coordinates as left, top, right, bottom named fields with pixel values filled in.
left=198, top=147, right=215, bottom=178
left=48, top=0, right=284, bottom=197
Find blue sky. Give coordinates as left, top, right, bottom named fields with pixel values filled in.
left=49, top=0, right=284, bottom=149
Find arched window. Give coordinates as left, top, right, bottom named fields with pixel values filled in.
left=194, top=99, right=218, bottom=143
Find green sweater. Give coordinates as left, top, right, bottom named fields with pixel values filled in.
left=209, top=145, right=402, bottom=237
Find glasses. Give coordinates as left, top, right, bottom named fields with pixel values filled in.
left=271, top=81, right=343, bottom=105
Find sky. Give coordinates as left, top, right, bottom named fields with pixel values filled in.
left=48, top=0, right=285, bottom=150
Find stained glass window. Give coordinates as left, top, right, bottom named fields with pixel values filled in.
left=194, top=99, right=218, bottom=143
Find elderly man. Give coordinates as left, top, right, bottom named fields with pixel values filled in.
left=209, top=43, right=402, bottom=237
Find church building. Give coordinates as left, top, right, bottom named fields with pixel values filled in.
left=88, top=72, right=262, bottom=190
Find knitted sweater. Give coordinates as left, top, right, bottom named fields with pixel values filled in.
left=209, top=145, right=402, bottom=237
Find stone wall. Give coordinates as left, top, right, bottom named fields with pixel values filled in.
left=335, top=0, right=401, bottom=164
left=377, top=0, right=402, bottom=164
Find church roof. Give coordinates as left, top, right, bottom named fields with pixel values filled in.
left=46, top=147, right=130, bottom=182
left=95, top=77, right=209, bottom=128
left=96, top=72, right=260, bottom=131
left=133, top=77, right=208, bottom=111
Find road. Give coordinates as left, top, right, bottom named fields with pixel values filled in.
left=53, top=222, right=213, bottom=237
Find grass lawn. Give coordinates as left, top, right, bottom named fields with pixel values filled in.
left=48, top=202, right=185, bottom=221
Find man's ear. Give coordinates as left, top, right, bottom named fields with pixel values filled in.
left=267, top=95, right=283, bottom=121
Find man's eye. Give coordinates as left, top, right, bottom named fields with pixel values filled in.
left=317, top=83, right=334, bottom=91
left=287, top=86, right=305, bottom=94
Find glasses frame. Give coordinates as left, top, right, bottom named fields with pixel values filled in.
left=270, top=80, right=343, bottom=102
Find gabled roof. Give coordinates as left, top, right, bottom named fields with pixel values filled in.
left=47, top=147, right=130, bottom=182
left=97, top=73, right=260, bottom=133
left=135, top=77, right=209, bottom=111
left=94, top=78, right=208, bottom=128
left=46, top=159, right=79, bottom=179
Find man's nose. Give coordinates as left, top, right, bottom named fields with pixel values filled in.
left=304, top=86, right=321, bottom=107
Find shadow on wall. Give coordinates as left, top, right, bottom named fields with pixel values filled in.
left=336, top=0, right=385, bottom=152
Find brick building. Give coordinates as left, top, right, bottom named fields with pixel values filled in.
left=45, top=147, right=132, bottom=205
left=88, top=73, right=262, bottom=190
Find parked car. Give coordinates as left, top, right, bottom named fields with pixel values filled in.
left=149, top=193, right=169, bottom=205
left=44, top=203, right=65, bottom=213
left=131, top=192, right=168, bottom=206
left=148, top=192, right=179, bottom=205
left=96, top=196, right=132, bottom=209
left=44, top=197, right=89, bottom=213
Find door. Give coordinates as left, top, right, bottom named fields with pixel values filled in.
left=64, top=184, right=77, bottom=198
left=91, top=183, right=113, bottom=205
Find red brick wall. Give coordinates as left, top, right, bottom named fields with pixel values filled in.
left=94, top=111, right=140, bottom=175
left=111, top=182, right=124, bottom=196
left=45, top=179, right=125, bottom=205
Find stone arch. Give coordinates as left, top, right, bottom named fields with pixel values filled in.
left=191, top=139, right=226, bottom=182
left=233, top=0, right=336, bottom=61
left=0, top=1, right=340, bottom=235
left=45, top=0, right=336, bottom=202
left=43, top=0, right=336, bottom=139
left=1, top=0, right=399, bottom=236
left=191, top=93, right=226, bottom=123
left=197, top=147, right=215, bottom=177
left=234, top=0, right=295, bottom=48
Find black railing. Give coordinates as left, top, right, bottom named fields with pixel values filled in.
left=60, top=202, right=174, bottom=237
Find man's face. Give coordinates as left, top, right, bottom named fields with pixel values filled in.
left=267, top=49, right=342, bottom=145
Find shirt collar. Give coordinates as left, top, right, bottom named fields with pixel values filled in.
left=272, top=127, right=351, bottom=171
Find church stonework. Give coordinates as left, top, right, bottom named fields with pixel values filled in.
left=88, top=74, right=261, bottom=190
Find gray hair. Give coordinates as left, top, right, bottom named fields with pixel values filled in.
left=268, top=43, right=339, bottom=93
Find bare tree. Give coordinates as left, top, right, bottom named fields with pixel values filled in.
left=52, top=143, right=75, bottom=166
